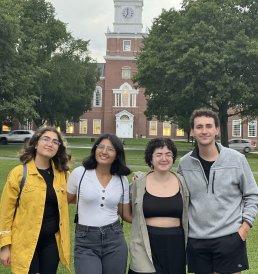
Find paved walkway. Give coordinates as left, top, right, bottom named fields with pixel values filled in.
left=0, top=157, right=257, bottom=174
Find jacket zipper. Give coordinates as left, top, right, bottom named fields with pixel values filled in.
left=190, top=156, right=215, bottom=194
left=212, top=171, right=215, bottom=194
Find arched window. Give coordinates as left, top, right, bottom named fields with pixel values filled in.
left=122, top=87, right=129, bottom=107
left=94, top=86, right=102, bottom=107
left=120, top=115, right=129, bottom=120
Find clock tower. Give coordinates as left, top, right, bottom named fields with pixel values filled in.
left=101, top=0, right=147, bottom=139
left=113, top=0, right=143, bottom=33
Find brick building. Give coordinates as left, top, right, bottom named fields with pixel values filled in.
left=4, top=0, right=258, bottom=144
left=65, top=0, right=187, bottom=139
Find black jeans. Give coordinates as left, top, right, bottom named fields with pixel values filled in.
left=29, top=225, right=59, bottom=274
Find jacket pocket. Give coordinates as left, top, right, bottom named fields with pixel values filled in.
left=20, top=184, right=36, bottom=206
left=22, top=184, right=35, bottom=193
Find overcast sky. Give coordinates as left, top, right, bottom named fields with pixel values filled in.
left=48, top=0, right=182, bottom=62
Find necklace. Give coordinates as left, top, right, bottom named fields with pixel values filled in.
left=38, top=166, right=52, bottom=174
left=45, top=167, right=51, bottom=174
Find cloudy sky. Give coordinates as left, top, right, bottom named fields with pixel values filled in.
left=48, top=0, right=182, bottom=62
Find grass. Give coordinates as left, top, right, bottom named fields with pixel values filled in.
left=64, top=137, right=195, bottom=149
left=0, top=145, right=22, bottom=158
left=0, top=143, right=258, bottom=274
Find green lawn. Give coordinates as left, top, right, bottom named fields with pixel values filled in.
left=65, top=137, right=196, bottom=149
left=0, top=143, right=258, bottom=274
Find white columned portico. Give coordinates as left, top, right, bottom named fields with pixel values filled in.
left=115, top=110, right=134, bottom=138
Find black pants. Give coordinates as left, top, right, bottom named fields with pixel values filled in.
left=29, top=225, right=59, bottom=274
left=129, top=225, right=186, bottom=274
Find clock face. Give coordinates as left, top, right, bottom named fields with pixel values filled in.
left=122, top=7, right=134, bottom=19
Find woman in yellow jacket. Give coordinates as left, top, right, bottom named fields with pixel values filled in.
left=0, top=126, right=72, bottom=274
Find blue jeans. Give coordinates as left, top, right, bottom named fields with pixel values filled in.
left=74, top=219, right=128, bottom=274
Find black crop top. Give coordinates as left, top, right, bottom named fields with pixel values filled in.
left=143, top=190, right=183, bottom=219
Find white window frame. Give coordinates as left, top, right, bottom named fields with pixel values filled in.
left=19, top=119, right=33, bottom=130
left=232, top=120, right=241, bottom=137
left=176, top=126, right=184, bottom=137
left=163, top=122, right=171, bottom=136
left=248, top=121, right=257, bottom=137
left=115, top=93, right=120, bottom=106
left=93, top=119, right=101, bottom=135
left=79, top=119, right=87, bottom=134
left=149, top=121, right=158, bottom=136
left=93, top=86, right=102, bottom=107
left=132, top=94, right=137, bottom=107
left=123, top=40, right=131, bottom=51
left=66, top=121, right=74, bottom=134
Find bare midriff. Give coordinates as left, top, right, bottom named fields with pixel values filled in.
left=145, top=217, right=180, bottom=227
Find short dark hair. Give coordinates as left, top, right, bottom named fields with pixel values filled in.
left=190, top=108, right=220, bottom=129
left=82, top=134, right=131, bottom=176
left=19, top=126, right=72, bottom=171
left=144, top=137, right=177, bottom=167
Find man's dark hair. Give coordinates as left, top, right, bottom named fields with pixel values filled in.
left=82, top=134, right=131, bottom=176
left=190, top=108, right=220, bottom=129
left=144, top=137, right=177, bottom=167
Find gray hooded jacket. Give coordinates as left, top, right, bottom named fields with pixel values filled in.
left=178, top=143, right=258, bottom=239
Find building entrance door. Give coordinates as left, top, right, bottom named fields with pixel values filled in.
left=115, top=111, right=134, bottom=138
left=120, top=122, right=131, bottom=138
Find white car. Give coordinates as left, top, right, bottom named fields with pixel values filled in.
left=228, top=139, right=255, bottom=153
left=0, top=130, right=34, bottom=145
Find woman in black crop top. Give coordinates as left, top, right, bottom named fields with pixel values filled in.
left=128, top=138, right=189, bottom=274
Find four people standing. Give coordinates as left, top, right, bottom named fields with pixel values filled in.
left=0, top=111, right=258, bottom=274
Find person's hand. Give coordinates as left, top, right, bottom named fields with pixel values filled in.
left=0, top=245, right=11, bottom=267
left=132, top=174, right=138, bottom=183
left=238, top=226, right=248, bottom=241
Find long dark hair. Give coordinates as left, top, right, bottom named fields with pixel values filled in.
left=19, top=126, right=72, bottom=171
left=83, top=134, right=131, bottom=176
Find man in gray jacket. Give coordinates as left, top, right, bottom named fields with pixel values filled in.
left=178, top=108, right=258, bottom=274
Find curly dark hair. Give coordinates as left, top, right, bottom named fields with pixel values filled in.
left=145, top=137, right=177, bottom=167
left=190, top=108, right=220, bottom=129
left=83, top=134, right=131, bottom=176
left=19, top=126, right=72, bottom=171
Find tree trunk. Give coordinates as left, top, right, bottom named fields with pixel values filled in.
left=218, top=102, right=229, bottom=147
left=187, top=132, right=190, bottom=143
left=0, top=120, right=2, bottom=134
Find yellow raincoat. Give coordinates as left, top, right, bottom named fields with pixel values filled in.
left=0, top=160, right=72, bottom=274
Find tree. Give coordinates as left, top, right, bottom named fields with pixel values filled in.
left=34, top=37, right=100, bottom=128
left=0, top=0, right=99, bottom=132
left=133, top=0, right=258, bottom=146
left=0, top=0, right=39, bottom=133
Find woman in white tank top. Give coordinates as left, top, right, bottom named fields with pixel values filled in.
left=67, top=134, right=132, bottom=274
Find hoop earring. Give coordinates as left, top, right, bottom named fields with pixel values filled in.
left=151, top=164, right=154, bottom=170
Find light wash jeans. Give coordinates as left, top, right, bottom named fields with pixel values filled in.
left=74, top=219, right=128, bottom=274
